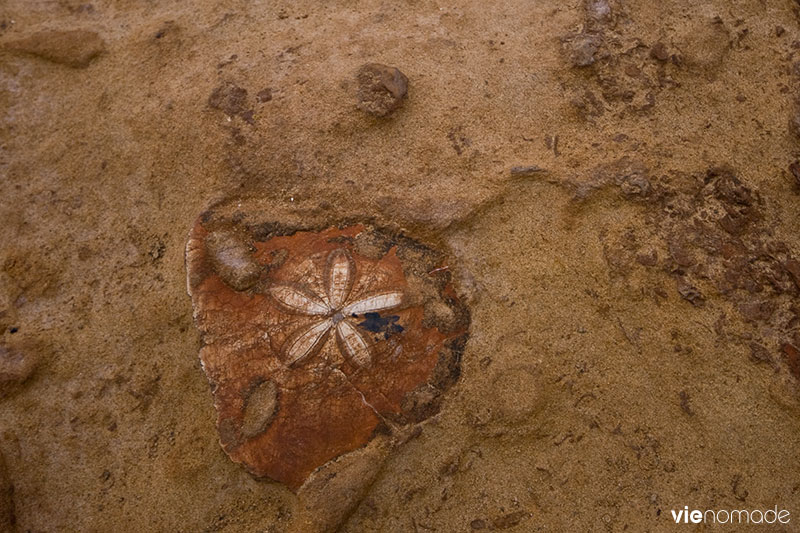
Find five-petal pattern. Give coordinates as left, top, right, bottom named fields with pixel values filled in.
left=268, top=249, right=403, bottom=367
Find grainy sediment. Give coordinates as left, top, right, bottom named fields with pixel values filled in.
left=0, top=0, right=799, bottom=531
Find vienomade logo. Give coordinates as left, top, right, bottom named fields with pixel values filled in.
left=670, top=506, right=790, bottom=525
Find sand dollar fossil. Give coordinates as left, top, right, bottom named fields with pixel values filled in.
left=186, top=207, right=470, bottom=490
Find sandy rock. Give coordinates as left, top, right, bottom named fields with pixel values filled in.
left=790, top=109, right=800, bottom=140
left=649, top=42, right=670, bottom=62
left=584, top=0, right=611, bottom=22
left=0, top=273, right=18, bottom=335
left=784, top=259, right=800, bottom=289
left=783, top=344, right=800, bottom=380
left=479, top=365, right=549, bottom=430
left=0, top=343, right=38, bottom=395
left=0, top=451, right=13, bottom=531
left=207, top=81, right=254, bottom=124
left=374, top=195, right=480, bottom=231
left=4, top=29, right=105, bottom=68
left=676, top=278, right=705, bottom=307
left=789, top=161, right=800, bottom=190
left=561, top=32, right=602, bottom=67
left=3, top=2, right=800, bottom=532
left=356, top=63, right=408, bottom=117
left=672, top=16, right=731, bottom=71
left=290, top=435, right=393, bottom=533
left=509, top=165, right=546, bottom=177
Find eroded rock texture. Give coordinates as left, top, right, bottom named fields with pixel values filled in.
left=4, top=29, right=105, bottom=68
left=0, top=451, right=14, bottom=531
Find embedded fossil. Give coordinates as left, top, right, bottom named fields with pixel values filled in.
left=186, top=212, right=469, bottom=491
left=268, top=248, right=405, bottom=367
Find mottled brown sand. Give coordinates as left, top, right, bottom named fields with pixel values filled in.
left=1, top=0, right=799, bottom=531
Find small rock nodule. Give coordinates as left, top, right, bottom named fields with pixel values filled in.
left=356, top=63, right=408, bottom=117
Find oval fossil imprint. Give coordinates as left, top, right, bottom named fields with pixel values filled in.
left=186, top=213, right=470, bottom=491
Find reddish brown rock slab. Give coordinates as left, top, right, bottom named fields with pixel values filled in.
left=186, top=211, right=469, bottom=491
left=4, top=29, right=105, bottom=68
